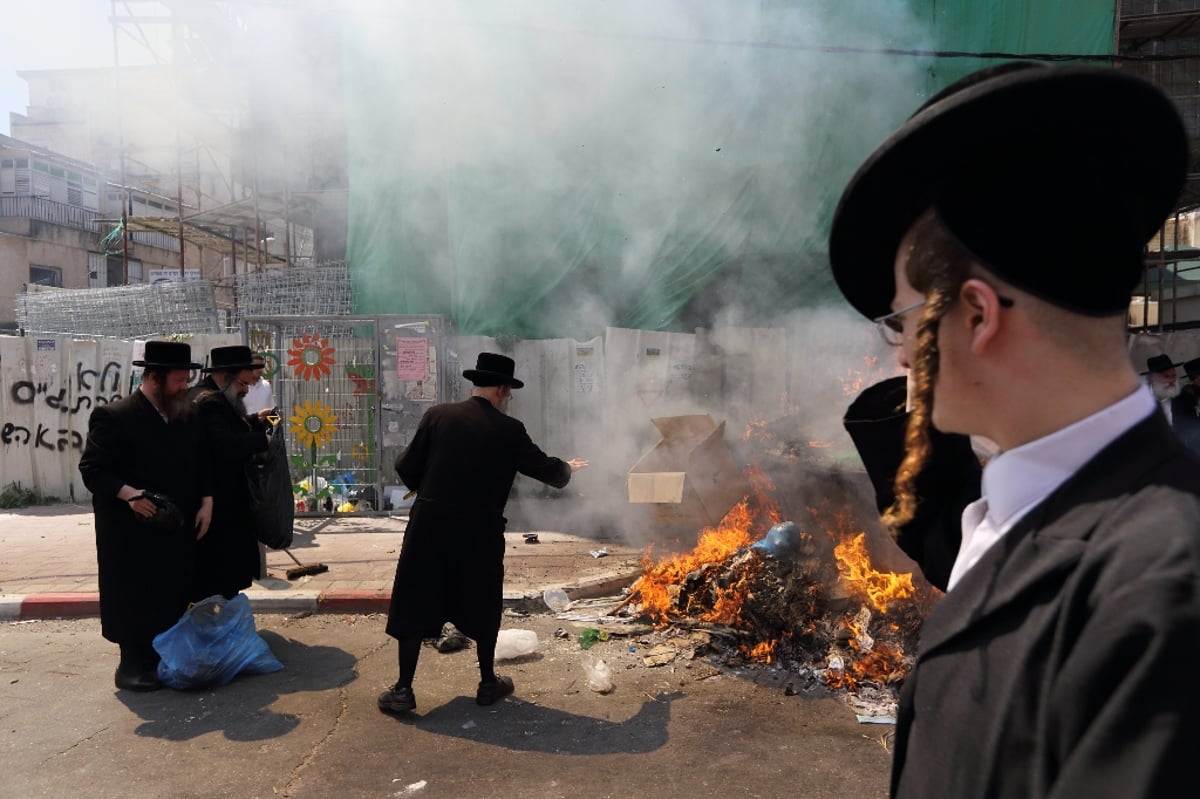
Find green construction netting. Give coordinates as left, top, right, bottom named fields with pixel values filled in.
left=343, top=1, right=1114, bottom=338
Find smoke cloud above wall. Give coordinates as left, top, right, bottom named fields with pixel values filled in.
left=340, top=0, right=935, bottom=338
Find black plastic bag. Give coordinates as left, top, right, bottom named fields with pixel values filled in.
left=247, top=424, right=294, bottom=549
left=154, top=593, right=283, bottom=689
left=131, top=491, right=185, bottom=532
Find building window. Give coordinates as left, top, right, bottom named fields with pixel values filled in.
left=29, top=265, right=63, bottom=287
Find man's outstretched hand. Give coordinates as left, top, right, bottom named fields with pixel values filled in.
left=567, top=458, right=589, bottom=471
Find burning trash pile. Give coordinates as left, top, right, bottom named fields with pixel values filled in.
left=616, top=466, right=929, bottom=706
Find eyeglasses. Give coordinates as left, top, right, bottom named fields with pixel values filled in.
left=873, top=301, right=925, bottom=347
left=873, top=295, right=1014, bottom=347
left=234, top=377, right=253, bottom=389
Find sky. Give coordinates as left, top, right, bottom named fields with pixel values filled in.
left=0, top=0, right=160, bottom=137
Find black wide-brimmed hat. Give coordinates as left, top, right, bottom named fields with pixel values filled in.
left=203, top=345, right=264, bottom=372
left=463, top=352, right=524, bottom=388
left=1184, top=357, right=1200, bottom=379
left=1143, top=354, right=1184, bottom=375
left=132, top=340, right=201, bottom=369
left=829, top=63, right=1188, bottom=320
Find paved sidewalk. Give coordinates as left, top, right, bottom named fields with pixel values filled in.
left=0, top=504, right=643, bottom=620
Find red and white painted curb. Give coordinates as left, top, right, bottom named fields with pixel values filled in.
left=1, top=573, right=638, bottom=622
left=0, top=590, right=393, bottom=621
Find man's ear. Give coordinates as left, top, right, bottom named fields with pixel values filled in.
left=959, top=278, right=1004, bottom=355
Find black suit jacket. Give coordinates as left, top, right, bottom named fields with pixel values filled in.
left=892, top=412, right=1200, bottom=798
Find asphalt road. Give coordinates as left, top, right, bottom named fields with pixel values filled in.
left=2, top=611, right=892, bottom=799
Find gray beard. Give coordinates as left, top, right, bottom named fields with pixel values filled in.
left=223, top=381, right=248, bottom=416
left=1153, top=380, right=1182, bottom=401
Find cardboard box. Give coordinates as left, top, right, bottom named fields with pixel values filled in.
left=627, top=414, right=748, bottom=527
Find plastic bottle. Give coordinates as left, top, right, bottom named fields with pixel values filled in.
left=494, top=628, right=539, bottom=660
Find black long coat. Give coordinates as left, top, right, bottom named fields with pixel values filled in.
left=386, top=396, right=571, bottom=640
left=78, top=390, right=209, bottom=646
left=1172, top=384, right=1200, bottom=455
left=192, top=386, right=268, bottom=600
left=842, top=376, right=981, bottom=591
left=892, top=413, right=1200, bottom=798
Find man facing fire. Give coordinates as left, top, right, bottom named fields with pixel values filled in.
left=829, top=64, right=1200, bottom=797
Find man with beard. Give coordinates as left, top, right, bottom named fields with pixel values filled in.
left=829, top=64, right=1200, bottom=797
left=79, top=340, right=213, bottom=691
left=378, top=352, right=588, bottom=715
left=1170, top=357, right=1200, bottom=455
left=190, top=345, right=272, bottom=601
left=1144, top=353, right=1183, bottom=423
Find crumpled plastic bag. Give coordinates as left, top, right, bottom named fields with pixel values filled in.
left=153, top=593, right=283, bottom=689
left=582, top=653, right=614, bottom=693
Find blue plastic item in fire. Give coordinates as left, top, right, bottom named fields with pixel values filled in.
left=750, top=521, right=801, bottom=557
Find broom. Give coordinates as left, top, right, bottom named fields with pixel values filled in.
left=283, top=548, right=329, bottom=580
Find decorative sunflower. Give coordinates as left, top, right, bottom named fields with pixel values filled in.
left=287, top=333, right=336, bottom=381
left=290, top=400, right=338, bottom=449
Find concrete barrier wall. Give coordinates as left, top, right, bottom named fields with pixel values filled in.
left=0, top=333, right=238, bottom=501
left=3, top=320, right=890, bottom=504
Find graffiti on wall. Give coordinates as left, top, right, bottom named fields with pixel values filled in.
left=2, top=360, right=125, bottom=452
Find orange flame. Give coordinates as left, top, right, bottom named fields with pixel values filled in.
left=636, top=463, right=783, bottom=626
left=825, top=641, right=907, bottom=690
left=743, top=415, right=769, bottom=443
left=744, top=639, right=777, bottom=664
left=834, top=532, right=915, bottom=614
left=638, top=498, right=758, bottom=625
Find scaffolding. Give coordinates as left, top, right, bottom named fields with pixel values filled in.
left=95, top=1, right=345, bottom=298
left=1118, top=1, right=1200, bottom=331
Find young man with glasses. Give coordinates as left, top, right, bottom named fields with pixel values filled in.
left=190, top=345, right=272, bottom=601
left=830, top=63, right=1200, bottom=798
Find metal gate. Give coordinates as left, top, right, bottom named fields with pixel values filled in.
left=243, top=314, right=456, bottom=516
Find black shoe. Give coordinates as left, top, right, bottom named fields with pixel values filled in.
left=378, top=683, right=416, bottom=715
left=114, top=667, right=163, bottom=692
left=476, top=675, right=514, bottom=706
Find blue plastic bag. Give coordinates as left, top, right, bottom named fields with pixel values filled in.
left=750, top=521, right=802, bottom=558
left=153, top=593, right=283, bottom=689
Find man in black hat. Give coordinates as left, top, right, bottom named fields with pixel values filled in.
left=1144, top=353, right=1183, bottom=423
left=829, top=63, right=1200, bottom=797
left=190, top=345, right=272, bottom=601
left=1171, top=356, right=1200, bottom=454
left=79, top=340, right=214, bottom=691
left=378, top=352, right=588, bottom=715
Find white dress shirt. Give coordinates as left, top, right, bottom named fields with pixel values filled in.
left=243, top=378, right=274, bottom=415
left=946, top=385, right=1158, bottom=591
